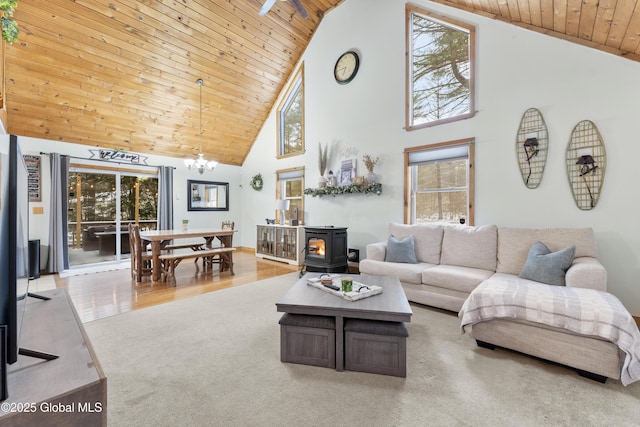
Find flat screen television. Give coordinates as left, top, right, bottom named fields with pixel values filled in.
left=0, top=135, right=30, bottom=368
left=0, top=136, right=57, bottom=400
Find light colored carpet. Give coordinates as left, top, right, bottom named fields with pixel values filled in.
left=84, top=272, right=640, bottom=426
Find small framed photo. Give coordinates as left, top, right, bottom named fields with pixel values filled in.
left=339, top=159, right=357, bottom=186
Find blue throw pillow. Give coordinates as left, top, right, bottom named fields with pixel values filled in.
left=385, top=234, right=418, bottom=264
left=519, top=241, right=575, bottom=286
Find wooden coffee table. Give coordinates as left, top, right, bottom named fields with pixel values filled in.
left=276, top=274, right=412, bottom=372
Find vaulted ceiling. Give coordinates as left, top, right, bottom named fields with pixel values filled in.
left=4, top=0, right=345, bottom=166
left=4, top=1, right=640, bottom=166
left=432, top=0, right=640, bottom=63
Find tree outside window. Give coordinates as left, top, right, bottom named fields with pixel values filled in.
left=404, top=140, right=474, bottom=225
left=407, top=7, right=475, bottom=129
left=277, top=65, right=304, bottom=158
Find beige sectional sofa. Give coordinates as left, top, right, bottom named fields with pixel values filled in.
left=359, top=223, right=632, bottom=382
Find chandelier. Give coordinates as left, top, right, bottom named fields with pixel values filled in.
left=184, top=78, right=218, bottom=174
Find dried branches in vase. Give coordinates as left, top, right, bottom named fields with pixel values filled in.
left=318, top=143, right=329, bottom=188
left=362, top=154, right=379, bottom=184
left=319, top=143, right=328, bottom=175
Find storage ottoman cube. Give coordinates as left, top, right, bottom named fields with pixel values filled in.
left=344, top=318, right=408, bottom=377
left=279, top=313, right=336, bottom=368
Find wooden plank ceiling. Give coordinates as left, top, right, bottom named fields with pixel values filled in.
left=430, top=0, right=640, bottom=62
left=4, top=0, right=344, bottom=166
left=4, top=0, right=640, bottom=166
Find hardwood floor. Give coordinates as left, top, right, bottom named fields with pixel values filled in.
left=54, top=249, right=299, bottom=323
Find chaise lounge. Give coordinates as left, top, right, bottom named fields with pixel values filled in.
left=359, top=222, right=640, bottom=384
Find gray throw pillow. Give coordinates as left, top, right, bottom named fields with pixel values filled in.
left=519, top=241, right=575, bottom=286
left=385, top=234, right=418, bottom=264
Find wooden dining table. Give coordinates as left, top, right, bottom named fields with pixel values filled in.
left=139, top=228, right=236, bottom=281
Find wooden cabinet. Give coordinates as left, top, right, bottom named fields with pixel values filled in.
left=256, top=225, right=304, bottom=266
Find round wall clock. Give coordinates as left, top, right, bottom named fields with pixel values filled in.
left=334, top=51, right=360, bottom=84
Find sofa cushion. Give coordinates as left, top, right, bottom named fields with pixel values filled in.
left=365, top=241, right=387, bottom=262
left=384, top=235, right=418, bottom=264
left=440, top=224, right=498, bottom=271
left=421, top=264, right=495, bottom=293
left=344, top=319, right=409, bottom=337
left=388, top=223, right=443, bottom=264
left=359, top=259, right=433, bottom=285
left=518, top=241, right=575, bottom=286
left=279, top=313, right=336, bottom=330
left=497, top=227, right=597, bottom=275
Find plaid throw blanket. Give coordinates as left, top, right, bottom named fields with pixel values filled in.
left=459, top=278, right=640, bottom=386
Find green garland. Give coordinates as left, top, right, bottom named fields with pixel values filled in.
left=304, top=183, right=382, bottom=197
left=250, top=173, right=263, bottom=191
left=0, top=0, right=19, bottom=43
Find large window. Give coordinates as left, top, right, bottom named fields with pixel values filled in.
left=406, top=6, right=475, bottom=129
left=68, top=162, right=158, bottom=266
left=276, top=167, right=305, bottom=225
left=277, top=65, right=304, bottom=158
left=404, top=139, right=474, bottom=225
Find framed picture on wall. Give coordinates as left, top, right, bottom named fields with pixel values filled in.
left=23, top=155, right=41, bottom=202
left=187, top=180, right=229, bottom=211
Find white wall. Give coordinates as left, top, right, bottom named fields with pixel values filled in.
left=18, top=136, right=243, bottom=264
left=240, top=0, right=640, bottom=315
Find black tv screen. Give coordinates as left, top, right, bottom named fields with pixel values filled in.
left=0, top=135, right=30, bottom=365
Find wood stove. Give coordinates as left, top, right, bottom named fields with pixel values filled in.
left=302, top=226, right=348, bottom=274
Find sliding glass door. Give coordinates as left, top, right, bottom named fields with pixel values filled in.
left=68, top=166, right=158, bottom=267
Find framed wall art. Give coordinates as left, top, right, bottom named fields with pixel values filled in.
left=23, top=155, right=42, bottom=202
left=566, top=120, right=606, bottom=210
left=339, top=159, right=356, bottom=186
left=515, top=108, right=548, bottom=189
left=187, top=180, right=229, bottom=211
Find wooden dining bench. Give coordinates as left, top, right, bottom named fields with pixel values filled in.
left=159, top=247, right=236, bottom=282
left=162, top=243, right=205, bottom=251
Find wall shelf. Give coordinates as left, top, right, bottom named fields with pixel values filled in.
left=303, top=183, right=382, bottom=197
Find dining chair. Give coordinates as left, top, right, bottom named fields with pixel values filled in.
left=203, top=221, right=235, bottom=271
left=129, top=224, right=153, bottom=283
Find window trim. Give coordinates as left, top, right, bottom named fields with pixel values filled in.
left=276, top=64, right=305, bottom=159
left=276, top=166, right=305, bottom=225
left=404, top=138, right=475, bottom=225
left=405, top=6, right=476, bottom=130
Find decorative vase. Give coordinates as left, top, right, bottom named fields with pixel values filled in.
left=318, top=176, right=327, bottom=189
left=366, top=171, right=377, bottom=184
left=182, top=220, right=189, bottom=230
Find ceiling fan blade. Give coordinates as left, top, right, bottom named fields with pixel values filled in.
left=289, top=0, right=309, bottom=19
left=259, top=0, right=277, bottom=16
